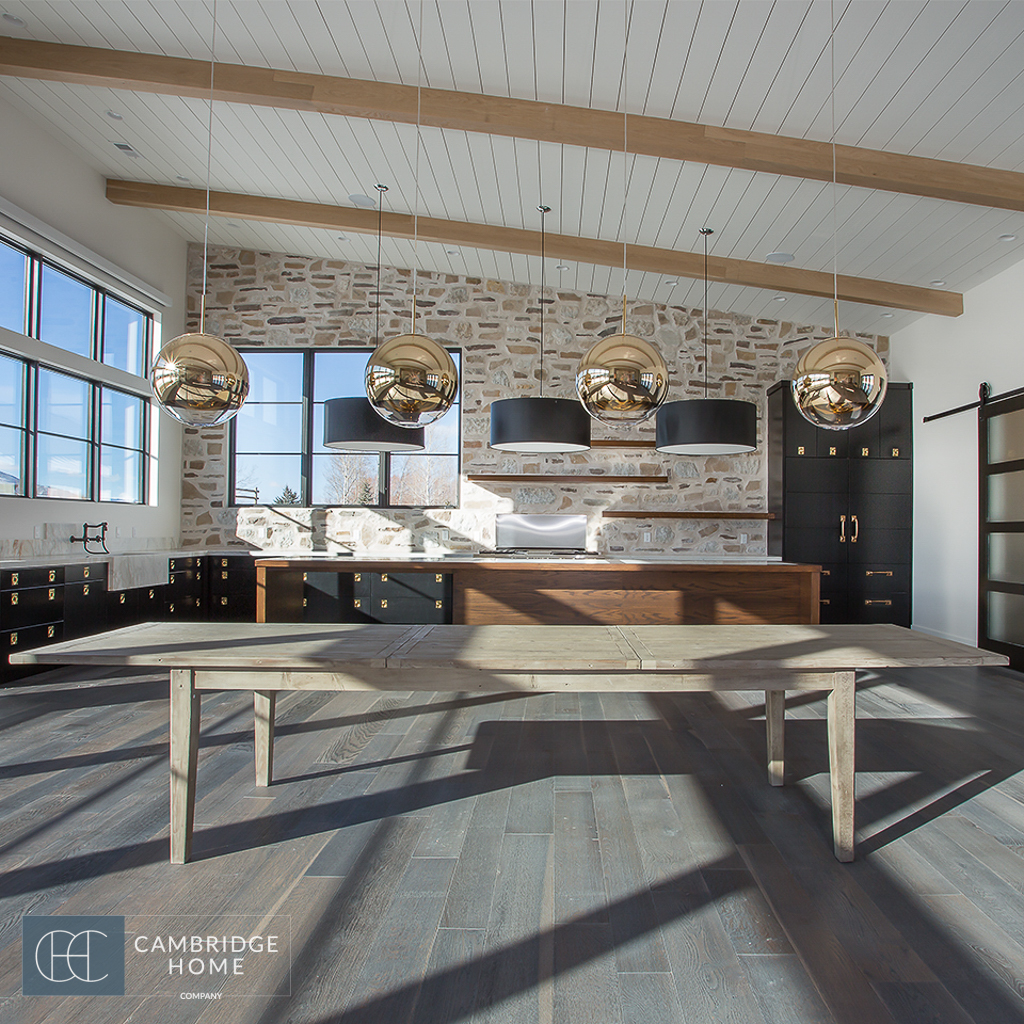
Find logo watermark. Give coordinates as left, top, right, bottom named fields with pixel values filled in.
left=22, top=917, right=125, bottom=996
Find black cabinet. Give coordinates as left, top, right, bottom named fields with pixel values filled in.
left=64, top=563, right=109, bottom=639
left=1, top=565, right=66, bottom=683
left=208, top=555, right=257, bottom=622
left=769, top=381, right=913, bottom=626
left=351, top=571, right=452, bottom=624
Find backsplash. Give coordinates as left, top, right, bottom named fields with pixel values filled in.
left=180, top=244, right=887, bottom=556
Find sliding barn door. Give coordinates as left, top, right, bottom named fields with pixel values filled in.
left=980, top=393, right=1024, bottom=670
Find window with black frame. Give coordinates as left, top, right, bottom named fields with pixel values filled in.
left=231, top=348, right=460, bottom=508
left=0, top=232, right=153, bottom=503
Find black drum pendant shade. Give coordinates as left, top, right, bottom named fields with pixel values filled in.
left=655, top=398, right=757, bottom=455
left=490, top=397, right=591, bottom=453
left=323, top=397, right=425, bottom=452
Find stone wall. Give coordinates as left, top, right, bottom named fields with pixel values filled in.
left=180, top=244, right=887, bottom=556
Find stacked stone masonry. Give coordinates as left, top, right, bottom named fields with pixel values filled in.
left=181, top=244, right=887, bottom=557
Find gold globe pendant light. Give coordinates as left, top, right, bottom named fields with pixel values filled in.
left=791, top=0, right=887, bottom=430
left=655, top=228, right=758, bottom=455
left=576, top=19, right=667, bottom=425
left=151, top=0, right=248, bottom=427
left=490, top=206, right=591, bottom=453
left=365, top=5, right=458, bottom=429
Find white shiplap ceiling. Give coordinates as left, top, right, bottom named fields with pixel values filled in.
left=2, top=0, right=1024, bottom=334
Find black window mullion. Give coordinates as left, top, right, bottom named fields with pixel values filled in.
left=380, top=451, right=389, bottom=506
left=301, top=350, right=315, bottom=505
left=91, top=381, right=99, bottom=501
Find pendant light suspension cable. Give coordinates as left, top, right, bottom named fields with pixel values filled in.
left=374, top=182, right=387, bottom=343
left=538, top=203, right=550, bottom=395
left=411, top=0, right=423, bottom=336
left=830, top=0, right=839, bottom=338
left=199, top=0, right=218, bottom=331
left=701, top=227, right=712, bottom=396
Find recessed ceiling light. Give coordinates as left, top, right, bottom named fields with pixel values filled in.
left=765, top=252, right=794, bottom=264
left=226, top=221, right=241, bottom=228
left=176, top=174, right=190, bottom=182
left=112, top=141, right=141, bottom=158
left=880, top=312, right=894, bottom=318
left=337, top=234, right=347, bottom=241
left=929, top=279, right=946, bottom=287
left=999, top=233, right=1018, bottom=242
left=348, top=194, right=377, bottom=208
left=556, top=264, right=570, bottom=271
left=773, top=295, right=787, bottom=302
left=2, top=12, right=26, bottom=26
left=445, top=248, right=460, bottom=255
left=665, top=279, right=678, bottom=286
left=105, top=109, right=123, bottom=121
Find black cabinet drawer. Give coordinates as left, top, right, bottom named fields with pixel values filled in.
left=851, top=591, right=911, bottom=627
left=64, top=580, right=109, bottom=640
left=818, top=563, right=848, bottom=598
left=212, top=555, right=255, bottom=571
left=4, top=620, right=63, bottom=653
left=818, top=594, right=849, bottom=623
left=366, top=594, right=450, bottom=624
left=107, top=589, right=140, bottom=628
left=65, top=562, right=107, bottom=584
left=210, top=592, right=256, bottom=622
left=784, top=491, right=847, bottom=530
left=877, top=385, right=912, bottom=458
left=1, top=566, right=63, bottom=590
left=139, top=586, right=167, bottom=618
left=849, top=459, right=912, bottom=495
left=168, top=556, right=202, bottom=572
left=168, top=569, right=203, bottom=595
left=785, top=528, right=844, bottom=564
left=816, top=432, right=848, bottom=459
left=1, top=584, right=64, bottom=629
left=785, top=458, right=848, bottom=494
left=166, top=594, right=203, bottom=618
left=209, top=567, right=257, bottom=595
left=356, top=571, right=450, bottom=601
left=850, top=564, right=911, bottom=593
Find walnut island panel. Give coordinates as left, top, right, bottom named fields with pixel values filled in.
left=253, top=557, right=821, bottom=626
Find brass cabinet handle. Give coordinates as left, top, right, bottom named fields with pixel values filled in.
left=48, top=570, right=56, bottom=583
left=820, top=599, right=831, bottom=605
left=48, top=588, right=55, bottom=600
left=865, top=570, right=892, bottom=577
left=851, top=514, right=859, bottom=543
left=354, top=599, right=361, bottom=608
left=221, top=571, right=229, bottom=580
left=47, top=625, right=55, bottom=638
left=821, top=569, right=831, bottom=576
left=381, top=574, right=388, bottom=582
left=221, top=596, right=228, bottom=606
left=119, top=593, right=126, bottom=604
left=435, top=600, right=443, bottom=609
left=354, top=573, right=361, bottom=582
left=10, top=593, right=17, bottom=606
left=839, top=514, right=846, bottom=543
left=381, top=599, right=388, bottom=609
left=864, top=599, right=892, bottom=606
left=435, top=574, right=443, bottom=583
left=10, top=573, right=17, bottom=587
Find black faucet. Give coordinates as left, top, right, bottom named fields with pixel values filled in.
left=69, top=522, right=110, bottom=554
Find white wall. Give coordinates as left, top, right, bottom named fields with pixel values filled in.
left=891, top=257, right=1024, bottom=644
left=0, top=92, right=188, bottom=553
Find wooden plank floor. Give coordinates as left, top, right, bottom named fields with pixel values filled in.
left=1, top=662, right=1024, bottom=1023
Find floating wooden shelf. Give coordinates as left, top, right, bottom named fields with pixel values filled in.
left=602, top=510, right=775, bottom=520
left=468, top=474, right=670, bottom=484
left=589, top=439, right=657, bottom=449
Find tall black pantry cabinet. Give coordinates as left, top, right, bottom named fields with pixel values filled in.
left=767, top=381, right=913, bottom=626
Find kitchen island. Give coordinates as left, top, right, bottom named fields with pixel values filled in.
left=254, top=555, right=821, bottom=625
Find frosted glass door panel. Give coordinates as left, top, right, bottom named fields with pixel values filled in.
left=988, top=407, right=1024, bottom=464
left=988, top=591, right=1024, bottom=646
left=988, top=534, right=1024, bottom=583
left=987, top=470, right=1024, bottom=522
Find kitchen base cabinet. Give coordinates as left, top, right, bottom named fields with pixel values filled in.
left=768, top=381, right=913, bottom=627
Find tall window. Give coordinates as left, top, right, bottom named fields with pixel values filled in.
left=0, top=233, right=153, bottom=503
left=231, top=349, right=460, bottom=508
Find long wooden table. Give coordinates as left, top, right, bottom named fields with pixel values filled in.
left=13, top=622, right=1007, bottom=865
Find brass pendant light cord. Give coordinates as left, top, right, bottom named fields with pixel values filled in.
left=200, top=0, right=218, bottom=331
left=621, top=0, right=629, bottom=333
left=701, top=227, right=713, bottom=397
left=411, top=0, right=424, bottom=337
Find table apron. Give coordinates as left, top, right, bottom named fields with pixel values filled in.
left=191, top=668, right=844, bottom=693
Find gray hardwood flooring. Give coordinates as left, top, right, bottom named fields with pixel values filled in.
left=1, top=663, right=1024, bottom=1023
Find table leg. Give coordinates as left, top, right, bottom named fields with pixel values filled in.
left=170, top=668, right=200, bottom=864
left=827, top=672, right=857, bottom=862
left=254, top=690, right=277, bottom=787
left=766, top=690, right=785, bottom=786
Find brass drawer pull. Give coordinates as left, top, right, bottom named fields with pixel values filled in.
left=354, top=599, right=361, bottom=608
left=435, top=574, right=443, bottom=583
left=83, top=567, right=90, bottom=578
left=10, top=632, right=17, bottom=646
left=10, top=593, right=17, bottom=606
left=797, top=446, right=805, bottom=455
left=221, top=558, right=228, bottom=567
left=148, top=589, right=155, bottom=600
left=48, top=588, right=55, bottom=600
left=380, top=574, right=388, bottom=582
left=354, top=573, right=361, bottom=582
left=381, top=599, right=388, bottom=609
left=865, top=599, right=892, bottom=607
left=119, top=593, right=126, bottom=604
left=221, top=596, right=228, bottom=606
left=821, top=569, right=830, bottom=576
left=47, top=625, right=55, bottom=638
left=10, top=573, right=17, bottom=586
left=222, top=571, right=229, bottom=580
left=851, top=514, right=859, bottom=543
left=839, top=515, right=846, bottom=543
left=435, top=600, right=443, bottom=609
left=865, top=570, right=893, bottom=577
left=861, top=447, right=870, bottom=456
left=820, top=599, right=830, bottom=605
left=48, top=570, right=56, bottom=583
left=83, top=584, right=90, bottom=596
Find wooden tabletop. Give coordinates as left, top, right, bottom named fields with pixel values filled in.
left=13, top=622, right=1008, bottom=674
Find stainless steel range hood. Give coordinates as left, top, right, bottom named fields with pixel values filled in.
left=493, top=514, right=588, bottom=553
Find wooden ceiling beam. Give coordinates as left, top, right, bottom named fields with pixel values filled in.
left=1, top=36, right=1023, bottom=213
left=105, top=179, right=962, bottom=317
